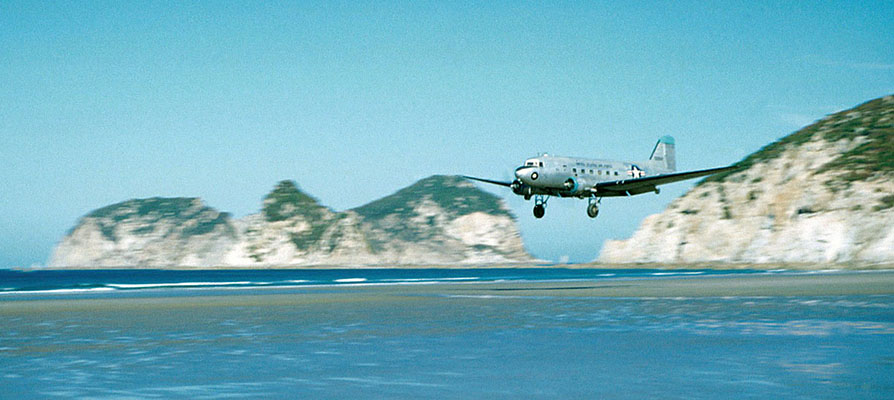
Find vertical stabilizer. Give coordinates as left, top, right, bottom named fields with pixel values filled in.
left=649, top=136, right=676, bottom=172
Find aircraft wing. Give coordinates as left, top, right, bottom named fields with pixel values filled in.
left=462, top=176, right=513, bottom=187
left=593, top=165, right=738, bottom=196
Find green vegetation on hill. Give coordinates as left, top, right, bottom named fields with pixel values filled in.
left=353, top=175, right=510, bottom=221
left=89, top=197, right=199, bottom=221
left=262, top=180, right=330, bottom=222
left=84, top=197, right=232, bottom=240
left=351, top=175, right=512, bottom=250
left=814, top=97, right=894, bottom=182
left=260, top=180, right=336, bottom=251
left=702, top=95, right=894, bottom=185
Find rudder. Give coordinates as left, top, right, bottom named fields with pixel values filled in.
left=649, top=135, right=676, bottom=172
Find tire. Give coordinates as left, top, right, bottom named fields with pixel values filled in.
left=533, top=205, right=545, bottom=219
left=587, top=204, right=599, bottom=218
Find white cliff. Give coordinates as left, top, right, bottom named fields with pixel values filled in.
left=600, top=95, right=894, bottom=267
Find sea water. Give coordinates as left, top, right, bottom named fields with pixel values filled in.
left=0, top=268, right=753, bottom=295
left=1, top=269, right=892, bottom=399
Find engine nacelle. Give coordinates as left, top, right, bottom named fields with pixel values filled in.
left=563, top=177, right=580, bottom=193
left=511, top=179, right=531, bottom=196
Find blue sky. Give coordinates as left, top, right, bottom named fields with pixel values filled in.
left=1, top=1, right=892, bottom=267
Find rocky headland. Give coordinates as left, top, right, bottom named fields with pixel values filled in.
left=600, top=95, right=894, bottom=267
left=50, top=175, right=533, bottom=268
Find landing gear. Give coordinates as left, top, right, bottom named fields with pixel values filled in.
left=587, top=197, right=601, bottom=219
left=532, top=195, right=549, bottom=219
left=587, top=204, right=599, bottom=218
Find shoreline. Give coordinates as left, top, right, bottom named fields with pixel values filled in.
left=449, top=270, right=894, bottom=298
left=21, top=261, right=894, bottom=271
left=3, top=270, right=893, bottom=301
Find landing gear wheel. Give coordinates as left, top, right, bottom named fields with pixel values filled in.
left=587, top=197, right=601, bottom=219
left=532, top=195, right=549, bottom=219
left=587, top=203, right=599, bottom=218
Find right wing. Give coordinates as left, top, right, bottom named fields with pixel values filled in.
left=593, top=165, right=738, bottom=196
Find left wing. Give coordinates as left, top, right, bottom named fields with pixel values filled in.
left=593, top=165, right=737, bottom=196
left=461, top=176, right=513, bottom=187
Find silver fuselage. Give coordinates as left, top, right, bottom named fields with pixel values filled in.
left=513, top=154, right=671, bottom=198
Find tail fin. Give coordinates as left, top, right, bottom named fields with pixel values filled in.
left=649, top=136, right=676, bottom=172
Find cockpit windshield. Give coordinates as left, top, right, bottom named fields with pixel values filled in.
left=525, top=159, right=543, bottom=167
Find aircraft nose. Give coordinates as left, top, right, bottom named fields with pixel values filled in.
left=515, top=166, right=538, bottom=183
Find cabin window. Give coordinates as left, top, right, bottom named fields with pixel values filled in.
left=614, top=171, right=619, bottom=176
left=590, top=170, right=594, bottom=174
left=539, top=162, right=543, bottom=167
left=572, top=168, right=576, bottom=173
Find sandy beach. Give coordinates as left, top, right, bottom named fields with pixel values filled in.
left=3, top=270, right=893, bottom=314
left=3, top=270, right=893, bottom=399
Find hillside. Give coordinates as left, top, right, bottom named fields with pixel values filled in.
left=50, top=175, right=533, bottom=268
left=353, top=175, right=520, bottom=256
left=600, top=95, right=894, bottom=266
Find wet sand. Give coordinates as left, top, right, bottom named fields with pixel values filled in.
left=440, top=270, right=894, bottom=297
left=3, top=270, right=893, bottom=399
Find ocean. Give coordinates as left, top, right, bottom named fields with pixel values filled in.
left=2, top=268, right=892, bottom=399
left=0, top=268, right=754, bottom=295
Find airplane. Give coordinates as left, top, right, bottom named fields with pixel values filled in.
left=463, top=136, right=736, bottom=219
